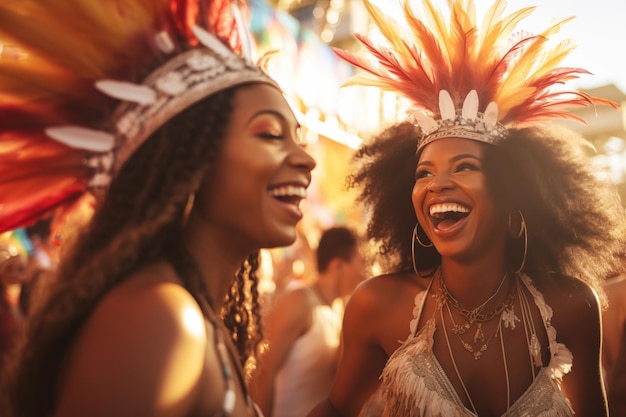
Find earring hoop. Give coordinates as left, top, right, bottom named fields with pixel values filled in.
left=411, top=226, right=417, bottom=276
left=182, top=192, right=195, bottom=226
left=512, top=210, right=527, bottom=274
left=413, top=222, right=433, bottom=248
left=412, top=223, right=433, bottom=278
left=508, top=211, right=524, bottom=238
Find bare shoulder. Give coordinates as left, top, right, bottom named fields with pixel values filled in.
left=540, top=274, right=600, bottom=315
left=344, top=271, right=429, bottom=354
left=264, top=286, right=313, bottom=333
left=534, top=276, right=607, bottom=415
left=350, top=271, right=429, bottom=311
left=92, top=261, right=206, bottom=342
left=539, top=274, right=601, bottom=342
left=270, top=285, right=313, bottom=310
left=55, top=261, right=206, bottom=416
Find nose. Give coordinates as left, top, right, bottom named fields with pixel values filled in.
left=427, top=172, right=454, bottom=193
left=289, top=143, right=316, bottom=172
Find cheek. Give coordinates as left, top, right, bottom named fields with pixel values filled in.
left=411, top=182, right=426, bottom=217
left=474, top=187, right=505, bottom=229
left=215, top=149, right=267, bottom=192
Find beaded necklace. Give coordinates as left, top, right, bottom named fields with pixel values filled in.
left=169, top=245, right=258, bottom=416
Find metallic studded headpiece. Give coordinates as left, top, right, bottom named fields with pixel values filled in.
left=0, top=0, right=279, bottom=233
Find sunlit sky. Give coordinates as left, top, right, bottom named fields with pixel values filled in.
left=370, top=0, right=626, bottom=93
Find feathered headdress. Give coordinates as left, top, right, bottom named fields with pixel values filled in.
left=0, top=0, right=279, bottom=234
left=334, top=0, right=617, bottom=151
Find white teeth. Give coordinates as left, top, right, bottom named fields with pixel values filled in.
left=429, top=203, right=469, bottom=216
left=269, top=185, right=307, bottom=198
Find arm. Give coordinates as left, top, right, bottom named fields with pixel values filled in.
left=552, top=284, right=608, bottom=417
left=249, top=289, right=311, bottom=417
left=307, top=281, right=389, bottom=417
left=53, top=281, right=206, bottom=417
left=601, top=276, right=626, bottom=382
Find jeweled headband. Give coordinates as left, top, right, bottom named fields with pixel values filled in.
left=333, top=0, right=617, bottom=152
left=47, top=26, right=279, bottom=187
left=0, top=0, right=279, bottom=233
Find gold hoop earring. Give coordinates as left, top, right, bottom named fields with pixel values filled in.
left=413, top=222, right=432, bottom=248
left=412, top=223, right=433, bottom=278
left=508, top=211, right=524, bottom=238
left=411, top=225, right=418, bottom=276
left=182, top=193, right=195, bottom=227
left=512, top=210, right=527, bottom=274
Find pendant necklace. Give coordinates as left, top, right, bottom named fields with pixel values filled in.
left=435, top=269, right=515, bottom=359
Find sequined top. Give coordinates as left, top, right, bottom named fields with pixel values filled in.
left=380, top=274, right=574, bottom=417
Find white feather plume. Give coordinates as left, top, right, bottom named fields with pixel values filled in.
left=154, top=31, right=175, bottom=54
left=462, top=90, right=479, bottom=121
left=438, top=90, right=455, bottom=121
left=95, top=80, right=157, bottom=105
left=412, top=112, right=439, bottom=134
left=191, top=25, right=234, bottom=58
left=231, top=2, right=252, bottom=63
left=45, top=126, right=116, bottom=152
left=484, top=101, right=499, bottom=130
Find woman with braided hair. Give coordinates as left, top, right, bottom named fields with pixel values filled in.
left=0, top=1, right=315, bottom=416
left=308, top=1, right=626, bottom=416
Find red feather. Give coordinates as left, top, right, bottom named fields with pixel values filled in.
left=0, top=0, right=252, bottom=233
left=335, top=0, right=615, bottom=128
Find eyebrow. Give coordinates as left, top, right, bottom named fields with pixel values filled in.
left=417, top=153, right=481, bottom=168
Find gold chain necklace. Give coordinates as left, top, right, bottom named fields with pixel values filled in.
left=444, top=303, right=498, bottom=360
left=433, top=269, right=515, bottom=360
left=439, top=277, right=517, bottom=414
left=434, top=269, right=518, bottom=361
left=438, top=274, right=542, bottom=414
left=437, top=269, right=508, bottom=325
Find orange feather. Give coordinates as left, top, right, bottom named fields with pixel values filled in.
left=335, top=0, right=615, bottom=126
left=0, top=0, right=251, bottom=233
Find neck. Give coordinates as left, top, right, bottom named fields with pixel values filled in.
left=439, top=258, right=509, bottom=309
left=312, top=277, right=336, bottom=306
left=183, top=215, right=253, bottom=306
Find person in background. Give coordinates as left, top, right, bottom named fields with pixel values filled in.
left=251, top=226, right=366, bottom=417
left=0, top=1, right=315, bottom=416
left=262, top=228, right=317, bottom=306
left=0, top=239, right=27, bottom=371
left=307, top=0, right=625, bottom=416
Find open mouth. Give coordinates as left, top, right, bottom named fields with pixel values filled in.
left=429, top=203, right=470, bottom=231
left=269, top=185, right=307, bottom=206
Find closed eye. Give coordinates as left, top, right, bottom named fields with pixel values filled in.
left=455, top=162, right=480, bottom=172
left=258, top=132, right=283, bottom=140
left=415, top=168, right=432, bottom=180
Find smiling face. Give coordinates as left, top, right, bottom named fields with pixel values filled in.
left=412, top=138, right=507, bottom=262
left=196, top=83, right=316, bottom=251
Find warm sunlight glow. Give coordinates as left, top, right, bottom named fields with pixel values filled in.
left=182, top=306, right=204, bottom=338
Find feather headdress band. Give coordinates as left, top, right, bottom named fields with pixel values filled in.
left=334, top=0, right=618, bottom=152
left=0, top=0, right=278, bottom=234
